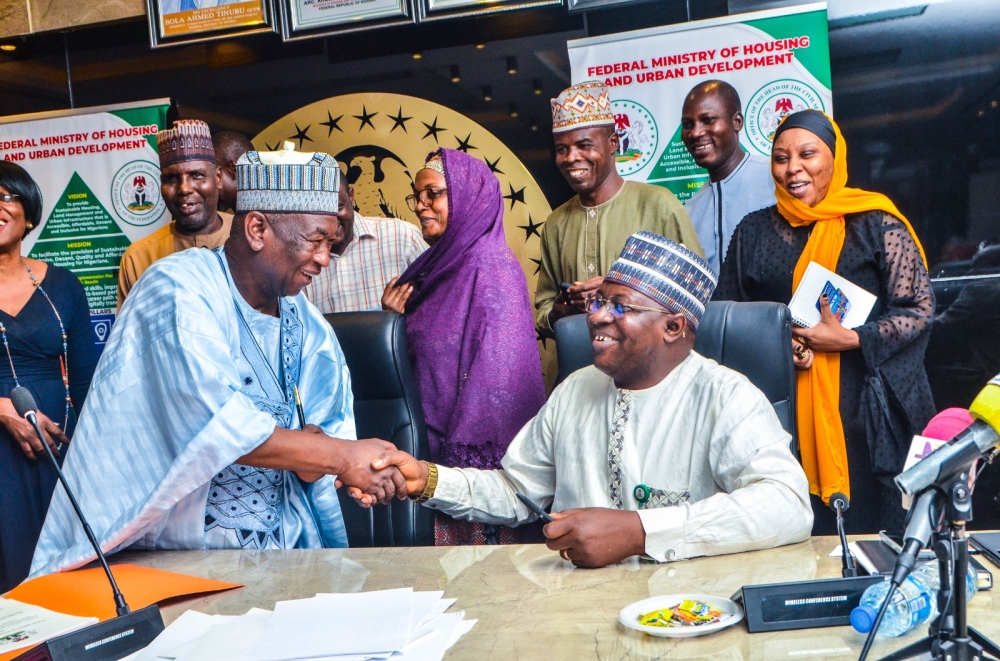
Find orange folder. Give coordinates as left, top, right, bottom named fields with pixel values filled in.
left=1, top=564, right=240, bottom=661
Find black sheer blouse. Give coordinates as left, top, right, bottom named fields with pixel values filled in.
left=715, top=206, right=935, bottom=532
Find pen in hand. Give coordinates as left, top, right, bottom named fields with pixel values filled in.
left=294, top=385, right=307, bottom=429
left=516, top=492, right=554, bottom=523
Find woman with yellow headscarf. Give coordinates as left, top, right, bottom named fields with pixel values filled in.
left=714, top=109, right=935, bottom=535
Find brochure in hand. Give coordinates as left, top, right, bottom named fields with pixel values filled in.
left=788, top=262, right=877, bottom=330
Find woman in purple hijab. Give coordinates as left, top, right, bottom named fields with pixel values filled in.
left=389, top=147, right=546, bottom=546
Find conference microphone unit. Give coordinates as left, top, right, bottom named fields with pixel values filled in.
left=10, top=387, right=163, bottom=661
left=895, top=375, right=1000, bottom=497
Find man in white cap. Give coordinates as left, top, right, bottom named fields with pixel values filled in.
left=366, top=232, right=812, bottom=568
left=32, top=143, right=405, bottom=578
left=536, top=82, right=704, bottom=336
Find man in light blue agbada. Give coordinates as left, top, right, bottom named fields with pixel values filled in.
left=31, top=142, right=405, bottom=578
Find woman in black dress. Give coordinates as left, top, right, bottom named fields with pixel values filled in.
left=0, top=162, right=97, bottom=590
left=714, top=110, right=934, bottom=535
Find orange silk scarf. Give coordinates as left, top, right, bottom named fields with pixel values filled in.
left=774, top=112, right=927, bottom=503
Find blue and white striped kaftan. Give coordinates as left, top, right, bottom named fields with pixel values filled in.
left=30, top=247, right=351, bottom=579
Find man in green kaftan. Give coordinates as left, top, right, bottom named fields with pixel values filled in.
left=535, top=81, right=703, bottom=335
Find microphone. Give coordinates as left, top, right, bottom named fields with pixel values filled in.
left=895, top=376, right=1000, bottom=496
left=10, top=387, right=163, bottom=661
left=890, top=490, right=941, bottom=587
left=829, top=492, right=858, bottom=577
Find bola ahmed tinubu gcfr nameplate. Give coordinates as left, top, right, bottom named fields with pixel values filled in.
left=734, top=575, right=883, bottom=633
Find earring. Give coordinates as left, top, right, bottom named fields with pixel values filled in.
left=26, top=222, right=34, bottom=229
left=682, top=329, right=686, bottom=338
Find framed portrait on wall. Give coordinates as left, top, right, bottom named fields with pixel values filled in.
left=147, top=0, right=276, bottom=48
left=565, top=0, right=648, bottom=11
left=278, top=0, right=416, bottom=40
left=418, top=0, right=561, bottom=21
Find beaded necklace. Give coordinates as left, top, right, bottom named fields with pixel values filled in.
left=0, top=260, right=71, bottom=429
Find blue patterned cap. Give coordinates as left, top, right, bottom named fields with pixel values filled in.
left=605, top=231, right=717, bottom=330
left=236, top=141, right=340, bottom=214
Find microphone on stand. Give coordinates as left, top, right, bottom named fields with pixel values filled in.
left=10, top=387, right=163, bottom=661
left=829, top=492, right=858, bottom=577
left=896, top=376, right=1000, bottom=497
left=891, top=490, right=941, bottom=587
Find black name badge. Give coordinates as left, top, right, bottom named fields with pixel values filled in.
left=734, top=575, right=884, bottom=633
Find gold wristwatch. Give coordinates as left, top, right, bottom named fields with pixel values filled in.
left=409, top=461, right=439, bottom=503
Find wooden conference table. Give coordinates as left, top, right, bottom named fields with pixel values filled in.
left=120, top=537, right=1000, bottom=661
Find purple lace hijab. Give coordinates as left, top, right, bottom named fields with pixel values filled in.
left=397, top=148, right=545, bottom=469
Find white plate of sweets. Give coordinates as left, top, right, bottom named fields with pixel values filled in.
left=619, top=593, right=744, bottom=638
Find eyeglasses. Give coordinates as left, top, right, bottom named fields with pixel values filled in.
left=0, top=193, right=20, bottom=205
left=585, top=295, right=672, bottom=319
left=405, top=188, right=447, bottom=212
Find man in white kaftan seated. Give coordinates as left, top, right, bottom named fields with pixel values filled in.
left=31, top=142, right=404, bottom=578
left=363, top=231, right=813, bottom=567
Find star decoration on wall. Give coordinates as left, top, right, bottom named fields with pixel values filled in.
left=354, top=106, right=378, bottom=131
left=262, top=92, right=558, bottom=376
left=484, top=155, right=504, bottom=174
left=503, top=183, right=526, bottom=210
left=517, top=216, right=543, bottom=241
left=289, top=123, right=312, bottom=149
left=455, top=133, right=477, bottom=153
left=388, top=106, right=412, bottom=133
left=321, top=111, right=343, bottom=136
left=422, top=116, right=447, bottom=143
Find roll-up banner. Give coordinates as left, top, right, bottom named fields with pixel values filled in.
left=567, top=3, right=832, bottom=202
left=0, top=99, right=171, bottom=353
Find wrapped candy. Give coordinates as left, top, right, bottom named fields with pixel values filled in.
left=638, top=600, right=724, bottom=628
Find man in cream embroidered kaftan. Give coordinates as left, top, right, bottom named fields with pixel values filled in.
left=371, top=232, right=813, bottom=568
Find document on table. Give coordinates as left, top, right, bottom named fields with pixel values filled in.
left=122, top=611, right=234, bottom=661
left=0, top=598, right=98, bottom=654
left=247, top=588, right=415, bottom=659
left=130, top=588, right=475, bottom=661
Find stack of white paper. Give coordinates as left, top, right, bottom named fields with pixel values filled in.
left=127, top=589, right=475, bottom=661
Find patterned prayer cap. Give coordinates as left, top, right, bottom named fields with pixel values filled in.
left=421, top=150, right=445, bottom=176
left=236, top=141, right=340, bottom=214
left=156, top=119, right=216, bottom=168
left=550, top=81, right=615, bottom=133
left=604, top=231, right=717, bottom=330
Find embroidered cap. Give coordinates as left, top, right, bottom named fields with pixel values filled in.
left=550, top=81, right=615, bottom=134
left=421, top=150, right=445, bottom=176
left=157, top=119, right=217, bottom=168
left=604, top=231, right=717, bottom=330
left=236, top=141, right=340, bottom=214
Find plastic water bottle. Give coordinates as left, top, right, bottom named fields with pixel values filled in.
left=851, top=562, right=978, bottom=637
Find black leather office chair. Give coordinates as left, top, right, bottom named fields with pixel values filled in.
left=553, top=301, right=798, bottom=450
left=324, top=311, right=435, bottom=547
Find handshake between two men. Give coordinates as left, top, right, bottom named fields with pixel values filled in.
left=255, top=421, right=647, bottom=568
left=338, top=448, right=649, bottom=570
left=245, top=419, right=645, bottom=569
